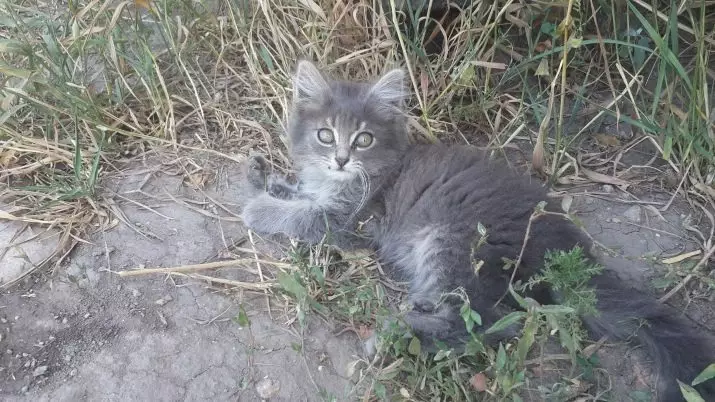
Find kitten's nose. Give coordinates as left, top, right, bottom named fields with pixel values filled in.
left=334, top=156, right=349, bottom=168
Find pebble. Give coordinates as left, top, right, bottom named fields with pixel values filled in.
left=623, top=205, right=642, bottom=223
left=131, top=289, right=142, bottom=298
left=255, top=377, right=280, bottom=399
left=155, top=295, right=173, bottom=306
left=602, top=184, right=614, bottom=193
left=32, top=366, right=48, bottom=377
left=66, top=264, right=83, bottom=278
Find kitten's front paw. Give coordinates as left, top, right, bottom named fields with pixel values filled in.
left=240, top=198, right=269, bottom=234
left=244, top=153, right=270, bottom=192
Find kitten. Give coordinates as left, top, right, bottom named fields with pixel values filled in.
left=240, top=60, right=715, bottom=401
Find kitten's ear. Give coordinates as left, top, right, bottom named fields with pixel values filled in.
left=293, top=60, right=330, bottom=104
left=367, top=68, right=406, bottom=109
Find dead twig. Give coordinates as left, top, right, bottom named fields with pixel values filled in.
left=189, top=273, right=275, bottom=290
left=116, top=258, right=291, bottom=277
left=658, top=244, right=715, bottom=303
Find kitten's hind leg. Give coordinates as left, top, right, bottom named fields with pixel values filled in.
left=364, top=301, right=465, bottom=358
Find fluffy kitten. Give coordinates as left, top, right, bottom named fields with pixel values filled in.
left=240, top=60, right=714, bottom=401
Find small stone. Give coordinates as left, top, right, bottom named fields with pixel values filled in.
left=602, top=184, right=614, bottom=193
left=131, top=289, right=141, bottom=298
left=611, top=217, right=621, bottom=223
left=83, top=313, right=90, bottom=319
left=62, top=318, right=68, bottom=324
left=255, top=377, right=280, bottom=399
left=155, top=295, right=173, bottom=306
left=32, top=366, right=48, bottom=377
left=66, top=264, right=83, bottom=278
left=623, top=205, right=642, bottom=223
left=21, top=386, right=28, bottom=393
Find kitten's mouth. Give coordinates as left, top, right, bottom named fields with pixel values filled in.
left=328, top=163, right=350, bottom=172
left=326, top=164, right=357, bottom=178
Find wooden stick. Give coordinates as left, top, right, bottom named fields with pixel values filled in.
left=117, top=258, right=290, bottom=277
left=189, top=274, right=275, bottom=290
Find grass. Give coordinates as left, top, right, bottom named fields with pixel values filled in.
left=1, top=0, right=714, bottom=399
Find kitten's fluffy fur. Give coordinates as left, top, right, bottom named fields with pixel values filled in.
left=241, top=61, right=714, bottom=401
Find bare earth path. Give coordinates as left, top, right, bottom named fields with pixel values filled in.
left=1, top=153, right=713, bottom=401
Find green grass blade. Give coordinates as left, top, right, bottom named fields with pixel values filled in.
left=627, top=1, right=692, bottom=91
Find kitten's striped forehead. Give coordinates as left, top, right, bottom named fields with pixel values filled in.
left=325, top=114, right=367, bottom=143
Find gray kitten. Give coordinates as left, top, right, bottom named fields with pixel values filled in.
left=240, top=61, right=714, bottom=401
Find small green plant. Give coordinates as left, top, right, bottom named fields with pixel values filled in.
left=530, top=247, right=603, bottom=316
left=277, top=242, right=386, bottom=329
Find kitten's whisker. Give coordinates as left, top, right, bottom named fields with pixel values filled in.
left=350, top=165, right=370, bottom=223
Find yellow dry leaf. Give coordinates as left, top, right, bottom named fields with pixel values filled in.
left=184, top=172, right=210, bottom=189
left=662, top=250, right=701, bottom=264
left=581, top=168, right=630, bottom=190
left=134, top=0, right=151, bottom=10
left=594, top=133, right=621, bottom=147
left=0, top=148, right=18, bottom=167
left=535, top=58, right=550, bottom=76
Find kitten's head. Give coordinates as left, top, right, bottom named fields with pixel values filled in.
left=286, top=60, right=409, bottom=182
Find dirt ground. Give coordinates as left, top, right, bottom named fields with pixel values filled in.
left=1, top=151, right=714, bottom=401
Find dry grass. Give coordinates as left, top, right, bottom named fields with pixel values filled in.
left=1, top=0, right=715, bottom=398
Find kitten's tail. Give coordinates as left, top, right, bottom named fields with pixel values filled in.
left=578, top=272, right=715, bottom=401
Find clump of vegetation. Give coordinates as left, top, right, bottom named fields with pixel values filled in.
left=339, top=243, right=603, bottom=401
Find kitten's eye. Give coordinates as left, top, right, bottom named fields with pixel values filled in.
left=354, top=132, right=373, bottom=148
left=317, top=128, right=335, bottom=144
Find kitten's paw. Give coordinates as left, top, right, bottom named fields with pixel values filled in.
left=363, top=332, right=379, bottom=358
left=412, top=299, right=437, bottom=313
left=244, top=152, right=270, bottom=191
left=240, top=198, right=269, bottom=233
